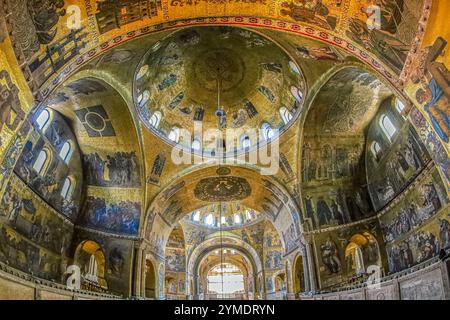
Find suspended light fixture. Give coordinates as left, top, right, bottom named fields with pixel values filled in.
left=214, top=67, right=227, bottom=296
left=215, top=67, right=227, bottom=131
left=218, top=198, right=225, bottom=297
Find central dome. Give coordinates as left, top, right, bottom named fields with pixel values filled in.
left=134, top=27, right=305, bottom=154
left=192, top=48, right=246, bottom=102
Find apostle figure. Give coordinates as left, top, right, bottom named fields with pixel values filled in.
left=316, top=198, right=332, bottom=226
left=320, top=238, right=341, bottom=274
left=29, top=0, right=67, bottom=44
left=416, top=79, right=450, bottom=143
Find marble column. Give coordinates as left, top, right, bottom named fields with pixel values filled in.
left=301, top=246, right=311, bottom=293
left=133, top=241, right=145, bottom=298
left=304, top=236, right=317, bottom=293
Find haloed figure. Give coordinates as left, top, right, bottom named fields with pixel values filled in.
left=416, top=79, right=450, bottom=143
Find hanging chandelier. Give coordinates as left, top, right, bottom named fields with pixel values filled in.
left=215, top=67, right=227, bottom=131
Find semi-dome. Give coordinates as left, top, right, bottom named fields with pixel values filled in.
left=134, top=26, right=305, bottom=155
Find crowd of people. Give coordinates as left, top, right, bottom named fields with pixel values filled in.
left=381, top=183, right=442, bottom=242
left=83, top=197, right=140, bottom=235
left=83, top=152, right=140, bottom=187
left=387, top=231, right=440, bottom=273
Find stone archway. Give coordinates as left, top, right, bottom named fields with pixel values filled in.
left=145, top=259, right=157, bottom=299
left=293, top=255, right=305, bottom=295
left=73, top=240, right=108, bottom=291
left=143, top=164, right=305, bottom=255
left=189, top=238, right=261, bottom=300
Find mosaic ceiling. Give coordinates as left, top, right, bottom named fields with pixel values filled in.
left=134, top=26, right=305, bottom=153
left=1, top=0, right=450, bottom=300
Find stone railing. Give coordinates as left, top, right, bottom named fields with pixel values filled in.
left=266, top=290, right=287, bottom=300
left=301, top=256, right=450, bottom=300
left=0, top=262, right=122, bottom=300
left=166, top=294, right=189, bottom=300
left=202, top=293, right=247, bottom=300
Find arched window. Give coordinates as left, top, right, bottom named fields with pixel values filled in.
left=36, top=109, right=51, bottom=131
left=205, top=214, right=214, bottom=226
left=380, top=114, right=397, bottom=141
left=168, top=127, right=180, bottom=143
left=33, top=150, right=49, bottom=175
left=261, top=123, right=274, bottom=140
left=371, top=141, right=382, bottom=159
left=138, top=90, right=150, bottom=106
left=61, top=177, right=74, bottom=200
left=192, top=211, right=201, bottom=222
left=289, top=61, right=301, bottom=75
left=192, top=138, right=201, bottom=151
left=59, top=141, right=72, bottom=163
left=241, top=134, right=251, bottom=149
left=136, top=65, right=149, bottom=81
left=291, top=86, right=303, bottom=102
left=149, top=111, right=162, bottom=128
left=280, top=107, right=293, bottom=124
left=395, top=99, right=405, bottom=114
left=234, top=214, right=241, bottom=224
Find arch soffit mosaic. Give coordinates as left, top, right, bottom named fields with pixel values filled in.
left=32, top=2, right=432, bottom=99
left=189, top=238, right=262, bottom=276
left=144, top=165, right=303, bottom=245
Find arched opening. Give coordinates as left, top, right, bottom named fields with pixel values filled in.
left=183, top=231, right=265, bottom=301
left=195, top=246, right=256, bottom=300
left=291, top=86, right=303, bottom=103
left=395, top=98, right=406, bottom=115
left=274, top=273, right=286, bottom=292
left=145, top=165, right=302, bottom=298
left=164, top=225, right=186, bottom=300
left=261, top=123, right=275, bottom=141
left=165, top=276, right=177, bottom=295
left=32, top=149, right=50, bottom=176
left=192, top=138, right=201, bottom=151
left=344, top=233, right=381, bottom=279
left=380, top=114, right=398, bottom=141
left=168, top=127, right=181, bottom=143
left=289, top=61, right=301, bottom=75
left=145, top=259, right=157, bottom=299
left=240, top=134, right=251, bottom=150
left=74, top=241, right=108, bottom=292
left=59, top=141, right=73, bottom=163
left=293, top=255, right=305, bottom=295
left=205, top=213, right=214, bottom=226
left=371, top=141, right=382, bottom=160
left=35, top=108, right=52, bottom=132
left=60, top=176, right=75, bottom=200
left=280, top=106, right=293, bottom=125
left=138, top=90, right=150, bottom=106
left=149, top=111, right=162, bottom=128
left=207, top=263, right=245, bottom=297
left=136, top=64, right=149, bottom=80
